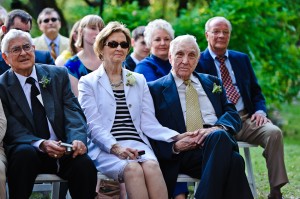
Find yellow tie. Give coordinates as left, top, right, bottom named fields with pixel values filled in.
left=50, top=41, right=57, bottom=59
left=184, top=80, right=203, bottom=131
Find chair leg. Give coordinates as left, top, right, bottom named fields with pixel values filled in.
left=51, top=182, right=60, bottom=199
left=243, top=147, right=258, bottom=198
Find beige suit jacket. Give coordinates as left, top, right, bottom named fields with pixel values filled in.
left=33, top=34, right=69, bottom=56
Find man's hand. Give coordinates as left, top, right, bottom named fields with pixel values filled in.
left=251, top=113, right=271, bottom=127
left=193, top=127, right=220, bottom=146
left=71, top=140, right=87, bottom=158
left=173, top=130, right=200, bottom=152
left=40, top=140, right=66, bottom=159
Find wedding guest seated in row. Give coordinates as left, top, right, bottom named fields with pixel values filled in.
left=0, top=29, right=97, bottom=199
left=33, top=7, right=69, bottom=60
left=148, top=35, right=253, bottom=199
left=78, top=21, right=189, bottom=199
left=134, top=19, right=174, bottom=82
left=55, top=20, right=81, bottom=66
left=123, top=25, right=150, bottom=71
left=134, top=18, right=188, bottom=199
left=0, top=9, right=54, bottom=75
left=64, top=14, right=104, bottom=97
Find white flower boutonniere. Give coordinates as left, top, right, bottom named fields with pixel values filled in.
left=39, top=76, right=51, bottom=89
left=126, top=72, right=136, bottom=86
left=212, top=83, right=222, bottom=94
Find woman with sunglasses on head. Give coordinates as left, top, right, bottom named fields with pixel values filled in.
left=78, top=21, right=187, bottom=199
left=64, top=15, right=104, bottom=97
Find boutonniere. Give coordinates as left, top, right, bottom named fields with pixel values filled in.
left=126, top=72, right=136, bottom=86
left=39, top=76, right=51, bottom=89
left=212, top=83, right=222, bottom=94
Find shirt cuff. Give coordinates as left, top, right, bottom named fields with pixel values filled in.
left=172, top=144, right=180, bottom=154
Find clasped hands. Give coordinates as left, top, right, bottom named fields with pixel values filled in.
left=172, top=126, right=222, bottom=153
left=40, top=140, right=87, bottom=159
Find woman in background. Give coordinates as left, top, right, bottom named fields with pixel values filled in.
left=64, top=15, right=104, bottom=96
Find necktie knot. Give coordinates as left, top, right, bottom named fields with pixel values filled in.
left=26, top=77, right=36, bottom=85
left=50, top=41, right=56, bottom=48
left=184, top=79, right=191, bottom=86
left=216, top=55, right=226, bottom=63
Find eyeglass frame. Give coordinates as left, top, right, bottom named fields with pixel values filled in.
left=208, top=30, right=231, bottom=36
left=6, top=43, right=34, bottom=56
left=41, top=17, right=59, bottom=24
left=104, top=41, right=130, bottom=49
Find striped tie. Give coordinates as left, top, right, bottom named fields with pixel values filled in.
left=216, top=56, right=240, bottom=104
left=50, top=41, right=57, bottom=59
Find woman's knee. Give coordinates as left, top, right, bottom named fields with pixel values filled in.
left=124, top=162, right=144, bottom=178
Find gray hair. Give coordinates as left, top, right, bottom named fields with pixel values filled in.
left=205, top=16, right=232, bottom=32
left=144, top=19, right=174, bottom=48
left=1, top=29, right=33, bottom=53
left=169, top=35, right=200, bottom=59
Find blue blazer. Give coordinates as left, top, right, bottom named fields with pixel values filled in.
left=196, top=48, right=267, bottom=115
left=148, top=72, right=241, bottom=160
left=0, top=50, right=55, bottom=75
left=0, top=64, right=87, bottom=156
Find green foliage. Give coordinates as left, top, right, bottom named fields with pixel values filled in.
left=172, top=0, right=300, bottom=108
left=102, top=2, right=152, bottom=31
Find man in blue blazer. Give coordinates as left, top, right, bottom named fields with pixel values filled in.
left=148, top=35, right=253, bottom=199
left=195, top=16, right=288, bottom=199
left=0, top=29, right=97, bottom=199
left=0, top=9, right=54, bottom=75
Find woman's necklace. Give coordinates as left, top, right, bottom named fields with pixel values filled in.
left=110, top=79, right=123, bottom=89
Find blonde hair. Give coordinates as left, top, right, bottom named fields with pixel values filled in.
left=75, top=15, right=105, bottom=48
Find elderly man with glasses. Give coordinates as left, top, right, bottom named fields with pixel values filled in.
left=33, top=7, right=69, bottom=60
left=0, top=29, right=97, bottom=199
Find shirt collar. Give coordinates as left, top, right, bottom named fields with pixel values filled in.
left=43, top=34, right=60, bottom=46
left=208, top=46, right=229, bottom=60
left=171, top=71, right=199, bottom=88
left=14, top=65, right=38, bottom=88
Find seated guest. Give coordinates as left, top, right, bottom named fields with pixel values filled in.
left=64, top=15, right=104, bottom=97
left=0, top=9, right=54, bottom=75
left=78, top=21, right=188, bottom=199
left=134, top=19, right=187, bottom=199
left=0, top=99, right=6, bottom=199
left=0, top=29, right=97, bottom=199
left=196, top=16, right=288, bottom=199
left=33, top=7, right=69, bottom=60
left=134, top=19, right=174, bottom=82
left=148, top=35, right=253, bottom=199
left=123, top=26, right=150, bottom=71
left=55, top=20, right=81, bottom=66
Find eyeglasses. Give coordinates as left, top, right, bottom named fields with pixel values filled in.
left=105, top=41, right=129, bottom=49
left=7, top=43, right=33, bottom=55
left=209, top=30, right=230, bottom=36
left=42, top=18, right=59, bottom=23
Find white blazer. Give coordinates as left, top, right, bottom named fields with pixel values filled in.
left=78, top=65, right=179, bottom=157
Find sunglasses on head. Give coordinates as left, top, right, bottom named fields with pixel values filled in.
left=105, top=41, right=129, bottom=49
left=42, top=18, right=59, bottom=23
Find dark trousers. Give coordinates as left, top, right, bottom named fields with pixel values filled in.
left=161, top=130, right=253, bottom=199
left=7, top=144, right=97, bottom=199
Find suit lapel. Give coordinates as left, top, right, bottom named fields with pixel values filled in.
left=97, top=65, right=114, bottom=98
left=203, top=49, right=218, bottom=76
left=35, top=65, right=55, bottom=125
left=162, top=74, right=186, bottom=133
left=7, top=71, right=35, bottom=129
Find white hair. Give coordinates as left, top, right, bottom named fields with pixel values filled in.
left=144, top=19, right=174, bottom=48
left=169, top=35, right=200, bottom=58
left=205, top=16, right=232, bottom=32
left=1, top=29, right=33, bottom=53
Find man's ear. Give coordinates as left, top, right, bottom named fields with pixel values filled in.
left=1, top=25, right=7, bottom=34
left=2, top=53, right=10, bottom=66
